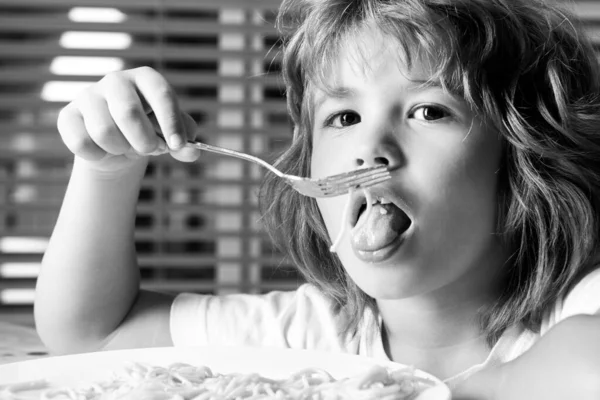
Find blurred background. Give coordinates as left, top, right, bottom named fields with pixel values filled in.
left=0, top=0, right=299, bottom=327
left=0, top=0, right=598, bottom=328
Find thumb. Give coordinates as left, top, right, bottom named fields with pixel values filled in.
left=169, top=111, right=201, bottom=162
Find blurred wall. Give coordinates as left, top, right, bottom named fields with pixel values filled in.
left=0, top=0, right=300, bottom=324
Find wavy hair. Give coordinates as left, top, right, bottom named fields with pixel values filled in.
left=259, top=0, right=600, bottom=345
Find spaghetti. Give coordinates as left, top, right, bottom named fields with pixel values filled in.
left=3, top=362, right=435, bottom=400
left=330, top=189, right=373, bottom=253
left=329, top=188, right=355, bottom=253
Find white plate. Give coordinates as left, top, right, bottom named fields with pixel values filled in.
left=0, top=346, right=451, bottom=399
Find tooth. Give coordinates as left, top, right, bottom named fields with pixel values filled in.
left=380, top=207, right=388, bottom=215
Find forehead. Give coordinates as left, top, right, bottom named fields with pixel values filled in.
left=309, top=25, right=439, bottom=101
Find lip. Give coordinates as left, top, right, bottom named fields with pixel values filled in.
left=352, top=229, right=407, bottom=263
left=341, top=185, right=413, bottom=262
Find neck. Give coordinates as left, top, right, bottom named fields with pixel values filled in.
left=377, top=257, right=505, bottom=351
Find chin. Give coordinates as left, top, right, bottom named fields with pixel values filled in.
left=343, top=260, right=426, bottom=300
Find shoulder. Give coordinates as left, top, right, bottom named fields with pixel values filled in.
left=490, top=268, right=600, bottom=363
left=542, top=267, right=600, bottom=333
left=172, top=283, right=333, bottom=316
left=170, top=283, right=345, bottom=348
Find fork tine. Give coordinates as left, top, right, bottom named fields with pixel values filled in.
left=322, top=174, right=392, bottom=196
left=289, top=172, right=391, bottom=198
left=323, top=170, right=391, bottom=189
left=318, top=171, right=391, bottom=190
left=317, top=165, right=388, bottom=184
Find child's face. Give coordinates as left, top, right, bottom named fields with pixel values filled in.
left=311, top=27, right=507, bottom=301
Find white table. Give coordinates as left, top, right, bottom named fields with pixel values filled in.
left=0, top=322, right=49, bottom=365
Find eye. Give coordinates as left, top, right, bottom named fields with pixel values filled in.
left=326, top=111, right=361, bottom=128
left=411, top=105, right=450, bottom=121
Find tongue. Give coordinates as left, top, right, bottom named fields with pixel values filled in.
left=351, top=204, right=410, bottom=251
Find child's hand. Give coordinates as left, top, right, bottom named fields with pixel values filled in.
left=57, top=66, right=200, bottom=173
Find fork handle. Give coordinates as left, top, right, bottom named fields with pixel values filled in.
left=186, top=140, right=284, bottom=177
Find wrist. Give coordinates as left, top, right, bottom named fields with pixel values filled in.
left=72, top=155, right=148, bottom=182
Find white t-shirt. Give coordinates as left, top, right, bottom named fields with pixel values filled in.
left=170, top=268, right=600, bottom=387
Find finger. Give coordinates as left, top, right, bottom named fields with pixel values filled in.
left=170, top=145, right=200, bottom=163
left=126, top=67, right=186, bottom=151
left=123, top=147, right=145, bottom=160
left=168, top=112, right=201, bottom=162
left=146, top=110, right=196, bottom=160
left=100, top=73, right=160, bottom=155
left=147, top=111, right=196, bottom=143
left=181, top=112, right=199, bottom=141
left=57, top=103, right=107, bottom=162
left=76, top=93, right=130, bottom=155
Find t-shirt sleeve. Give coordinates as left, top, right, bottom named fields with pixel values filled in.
left=169, top=284, right=348, bottom=351
left=542, top=267, right=600, bottom=333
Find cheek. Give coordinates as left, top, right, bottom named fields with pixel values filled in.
left=311, top=144, right=335, bottom=179
left=310, top=131, right=352, bottom=179
left=417, top=133, right=502, bottom=238
left=405, top=124, right=500, bottom=215
left=316, top=198, right=346, bottom=238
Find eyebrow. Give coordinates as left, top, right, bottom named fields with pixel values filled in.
left=314, top=86, right=357, bottom=111
left=313, top=78, right=444, bottom=111
left=408, top=78, right=443, bottom=88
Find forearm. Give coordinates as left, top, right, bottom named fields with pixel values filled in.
left=35, top=157, right=148, bottom=354
left=456, top=315, right=600, bottom=400
left=499, top=315, right=600, bottom=400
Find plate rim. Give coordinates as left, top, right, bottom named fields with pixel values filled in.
left=0, top=345, right=451, bottom=399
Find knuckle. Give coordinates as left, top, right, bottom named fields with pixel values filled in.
left=56, top=105, right=74, bottom=131
left=72, top=89, right=100, bottom=111
left=134, top=66, right=156, bottom=75
left=100, top=71, right=126, bottom=86
left=64, top=132, right=92, bottom=154
left=131, top=66, right=163, bottom=84
left=89, top=122, right=117, bottom=141
left=112, top=104, right=143, bottom=122
left=154, top=85, right=176, bottom=104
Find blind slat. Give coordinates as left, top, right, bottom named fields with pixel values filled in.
left=0, top=43, right=279, bottom=61
left=0, top=0, right=282, bottom=10
left=0, top=68, right=283, bottom=87
left=0, top=97, right=288, bottom=112
left=0, top=17, right=278, bottom=36
left=0, top=254, right=285, bottom=266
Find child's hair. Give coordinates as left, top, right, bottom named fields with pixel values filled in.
left=259, top=0, right=600, bottom=345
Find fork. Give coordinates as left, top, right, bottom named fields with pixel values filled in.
left=184, top=140, right=391, bottom=198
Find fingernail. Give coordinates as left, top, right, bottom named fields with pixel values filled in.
left=169, top=134, right=184, bottom=149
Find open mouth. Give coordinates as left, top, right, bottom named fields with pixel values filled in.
left=329, top=188, right=412, bottom=254
left=347, top=190, right=412, bottom=257
left=350, top=191, right=412, bottom=233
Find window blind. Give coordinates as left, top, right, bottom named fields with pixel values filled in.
left=0, top=0, right=598, bottom=323
left=0, top=0, right=302, bottom=323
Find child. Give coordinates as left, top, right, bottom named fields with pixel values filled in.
left=35, top=0, right=600, bottom=398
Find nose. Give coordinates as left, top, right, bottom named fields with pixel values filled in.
left=354, top=131, right=402, bottom=169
